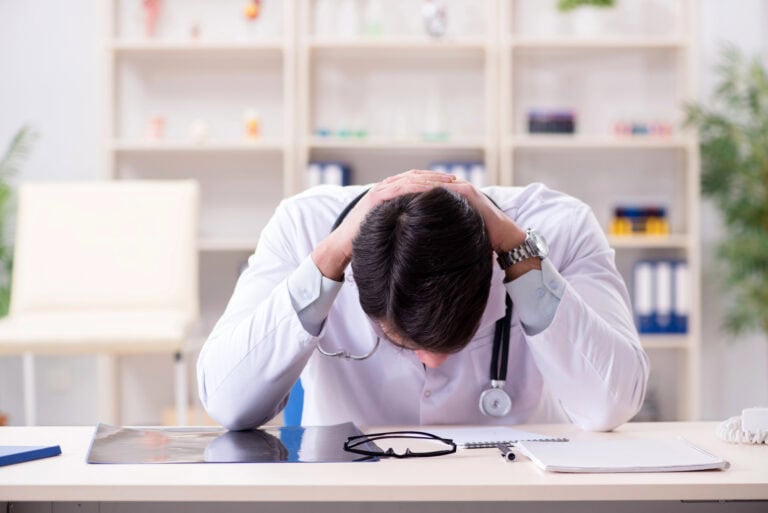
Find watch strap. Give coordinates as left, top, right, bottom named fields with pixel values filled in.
left=497, top=229, right=542, bottom=270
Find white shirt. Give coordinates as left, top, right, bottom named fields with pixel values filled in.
left=197, top=183, right=649, bottom=431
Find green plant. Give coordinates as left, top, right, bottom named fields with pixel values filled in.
left=557, top=0, right=615, bottom=12
left=0, top=126, right=37, bottom=316
left=684, top=44, right=768, bottom=335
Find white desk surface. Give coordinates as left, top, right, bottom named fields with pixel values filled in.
left=1, top=422, right=766, bottom=503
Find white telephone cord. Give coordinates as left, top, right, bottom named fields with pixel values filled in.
left=716, top=415, right=768, bottom=444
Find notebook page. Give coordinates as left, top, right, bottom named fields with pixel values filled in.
left=518, top=438, right=730, bottom=473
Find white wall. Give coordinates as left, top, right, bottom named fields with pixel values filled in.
left=0, top=0, right=766, bottom=425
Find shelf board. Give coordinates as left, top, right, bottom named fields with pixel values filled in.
left=608, top=235, right=690, bottom=249
left=308, top=136, right=486, bottom=150
left=198, top=238, right=258, bottom=252
left=509, top=135, right=693, bottom=150
left=111, top=40, right=285, bottom=54
left=111, top=140, right=284, bottom=153
left=308, top=36, right=487, bottom=52
left=640, top=334, right=691, bottom=350
left=510, top=36, right=687, bottom=50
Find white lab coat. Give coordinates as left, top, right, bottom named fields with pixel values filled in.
left=197, top=183, right=649, bottom=431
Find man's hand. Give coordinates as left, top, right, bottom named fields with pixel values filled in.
left=441, top=180, right=525, bottom=253
left=443, top=179, right=540, bottom=281
left=312, top=170, right=456, bottom=281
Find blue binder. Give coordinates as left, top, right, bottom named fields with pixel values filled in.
left=0, top=445, right=61, bottom=466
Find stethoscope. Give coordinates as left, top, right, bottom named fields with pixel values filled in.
left=316, top=189, right=513, bottom=417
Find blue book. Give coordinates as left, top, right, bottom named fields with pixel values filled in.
left=0, top=445, right=61, bottom=466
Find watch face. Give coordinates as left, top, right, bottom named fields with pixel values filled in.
left=529, top=230, right=549, bottom=258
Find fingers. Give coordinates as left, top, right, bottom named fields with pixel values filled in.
left=383, top=169, right=456, bottom=184
left=375, top=180, right=438, bottom=202
left=440, top=179, right=477, bottom=198
left=371, top=170, right=453, bottom=200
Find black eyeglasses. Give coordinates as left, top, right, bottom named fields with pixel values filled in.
left=343, top=430, right=457, bottom=459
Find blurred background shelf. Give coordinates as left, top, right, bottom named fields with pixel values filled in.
left=308, top=36, right=487, bottom=51
left=641, top=335, right=691, bottom=350
left=510, top=36, right=688, bottom=50
left=608, top=235, right=691, bottom=249
left=307, top=136, right=487, bottom=150
left=111, top=140, right=285, bottom=153
left=111, top=40, right=285, bottom=54
left=507, top=136, right=694, bottom=150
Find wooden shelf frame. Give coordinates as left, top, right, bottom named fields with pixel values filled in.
left=499, top=0, right=701, bottom=421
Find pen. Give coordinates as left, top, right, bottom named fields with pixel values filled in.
left=496, top=443, right=515, bottom=462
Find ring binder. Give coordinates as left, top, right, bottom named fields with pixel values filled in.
left=464, top=437, right=568, bottom=449
left=426, top=427, right=568, bottom=449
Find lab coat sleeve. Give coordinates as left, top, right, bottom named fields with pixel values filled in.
left=196, top=200, right=329, bottom=430
left=523, top=204, right=649, bottom=431
left=505, top=266, right=563, bottom=335
left=287, top=256, right=344, bottom=336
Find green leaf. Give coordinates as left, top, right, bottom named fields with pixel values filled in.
left=0, top=126, right=38, bottom=178
left=557, top=0, right=614, bottom=12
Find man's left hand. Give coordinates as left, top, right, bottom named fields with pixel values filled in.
left=442, top=179, right=541, bottom=281
left=440, top=179, right=524, bottom=253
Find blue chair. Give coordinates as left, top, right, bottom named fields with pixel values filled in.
left=283, top=380, right=304, bottom=426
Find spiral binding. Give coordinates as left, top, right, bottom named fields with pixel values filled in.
left=464, top=437, right=568, bottom=449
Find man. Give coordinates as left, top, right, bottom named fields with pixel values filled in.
left=197, top=170, right=649, bottom=431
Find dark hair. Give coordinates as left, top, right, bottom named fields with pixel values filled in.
left=351, top=187, right=493, bottom=353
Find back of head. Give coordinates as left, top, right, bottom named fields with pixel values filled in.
left=351, top=187, right=492, bottom=353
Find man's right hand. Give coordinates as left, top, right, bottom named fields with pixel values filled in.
left=311, top=170, right=456, bottom=281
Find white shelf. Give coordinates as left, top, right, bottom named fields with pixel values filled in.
left=111, top=140, right=284, bottom=153
left=308, top=36, right=487, bottom=52
left=111, top=40, right=285, bottom=54
left=499, top=1, right=701, bottom=422
left=307, top=136, right=486, bottom=151
left=510, top=36, right=687, bottom=50
left=198, top=238, right=258, bottom=252
left=640, top=335, right=691, bottom=350
left=105, top=0, right=700, bottom=424
left=508, top=135, right=693, bottom=150
left=608, top=235, right=691, bottom=249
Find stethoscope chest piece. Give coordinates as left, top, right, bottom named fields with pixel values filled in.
left=480, top=294, right=514, bottom=417
left=479, top=380, right=512, bottom=417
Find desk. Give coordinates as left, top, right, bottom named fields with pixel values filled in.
left=1, top=422, right=766, bottom=511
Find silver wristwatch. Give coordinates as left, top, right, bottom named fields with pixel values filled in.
left=496, top=228, right=549, bottom=270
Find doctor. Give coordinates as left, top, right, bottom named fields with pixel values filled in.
left=198, top=170, right=649, bottom=431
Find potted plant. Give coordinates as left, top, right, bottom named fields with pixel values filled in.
left=0, top=126, right=37, bottom=316
left=684, top=45, right=768, bottom=337
left=557, top=0, right=615, bottom=35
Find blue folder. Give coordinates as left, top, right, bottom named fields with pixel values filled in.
left=0, top=445, right=61, bottom=466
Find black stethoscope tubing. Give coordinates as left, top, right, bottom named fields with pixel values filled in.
left=331, top=187, right=512, bottom=416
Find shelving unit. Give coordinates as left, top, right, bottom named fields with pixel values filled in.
left=500, top=0, right=700, bottom=421
left=102, top=0, right=701, bottom=422
left=103, top=0, right=298, bottom=349
left=296, top=0, right=499, bottom=189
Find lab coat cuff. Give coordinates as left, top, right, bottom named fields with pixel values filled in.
left=505, top=259, right=565, bottom=336
left=287, top=255, right=344, bottom=336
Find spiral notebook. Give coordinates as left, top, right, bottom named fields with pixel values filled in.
left=427, top=427, right=567, bottom=448
left=518, top=438, right=730, bottom=473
